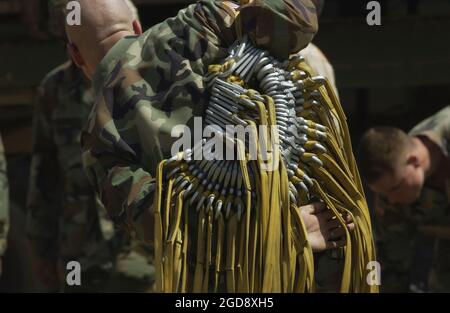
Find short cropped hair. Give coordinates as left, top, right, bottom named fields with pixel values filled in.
left=358, top=127, right=413, bottom=183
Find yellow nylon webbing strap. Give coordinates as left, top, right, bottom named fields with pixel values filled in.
left=152, top=39, right=378, bottom=293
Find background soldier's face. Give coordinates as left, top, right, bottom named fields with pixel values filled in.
left=369, top=160, right=425, bottom=205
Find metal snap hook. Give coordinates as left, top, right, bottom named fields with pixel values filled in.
left=214, top=200, right=223, bottom=220
left=205, top=194, right=215, bottom=213
left=244, top=50, right=269, bottom=82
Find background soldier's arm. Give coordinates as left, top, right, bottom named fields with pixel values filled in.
left=26, top=77, right=63, bottom=266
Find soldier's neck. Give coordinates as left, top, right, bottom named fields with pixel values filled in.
left=416, top=136, right=447, bottom=188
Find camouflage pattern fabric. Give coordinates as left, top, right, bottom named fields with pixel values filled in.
left=110, top=236, right=155, bottom=292
left=375, top=105, right=450, bottom=292
left=0, top=134, right=9, bottom=267
left=82, top=0, right=318, bottom=245
left=26, top=61, right=154, bottom=291
left=27, top=61, right=114, bottom=275
left=63, top=230, right=155, bottom=293
left=375, top=196, right=426, bottom=292
left=47, top=0, right=66, bottom=38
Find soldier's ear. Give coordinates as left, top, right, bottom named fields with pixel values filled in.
left=132, top=20, right=143, bottom=35
left=407, top=155, right=420, bottom=168
left=66, top=43, right=85, bottom=68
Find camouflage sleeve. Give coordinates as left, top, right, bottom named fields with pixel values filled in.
left=82, top=122, right=155, bottom=244
left=0, top=135, right=9, bottom=258
left=373, top=195, right=423, bottom=292
left=26, top=77, right=63, bottom=259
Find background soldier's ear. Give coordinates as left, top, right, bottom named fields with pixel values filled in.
left=66, top=43, right=85, bottom=68
left=132, top=20, right=143, bottom=36
left=407, top=154, right=420, bottom=168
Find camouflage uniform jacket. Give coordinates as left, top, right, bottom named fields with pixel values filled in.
left=27, top=61, right=113, bottom=270
left=0, top=135, right=9, bottom=259
left=81, top=0, right=318, bottom=243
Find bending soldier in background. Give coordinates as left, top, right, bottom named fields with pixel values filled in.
left=26, top=0, right=155, bottom=292
left=27, top=61, right=113, bottom=291
left=0, top=135, right=9, bottom=277
left=359, top=106, right=450, bottom=292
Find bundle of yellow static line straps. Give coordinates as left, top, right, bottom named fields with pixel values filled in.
left=153, top=36, right=378, bottom=293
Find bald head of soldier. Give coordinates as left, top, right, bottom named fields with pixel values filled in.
left=65, top=0, right=142, bottom=80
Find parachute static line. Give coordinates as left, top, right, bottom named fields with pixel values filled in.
left=153, top=37, right=378, bottom=293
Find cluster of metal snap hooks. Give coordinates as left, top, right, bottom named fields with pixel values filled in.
left=153, top=36, right=378, bottom=293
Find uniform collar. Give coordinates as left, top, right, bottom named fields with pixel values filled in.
left=91, top=35, right=138, bottom=95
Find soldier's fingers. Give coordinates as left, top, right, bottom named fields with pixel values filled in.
left=323, top=209, right=335, bottom=220
left=344, top=213, right=353, bottom=223
left=325, top=238, right=346, bottom=250
left=330, top=226, right=346, bottom=239
left=327, top=218, right=341, bottom=229
left=347, top=223, right=355, bottom=232
left=330, top=222, right=356, bottom=238
left=303, top=202, right=326, bottom=214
